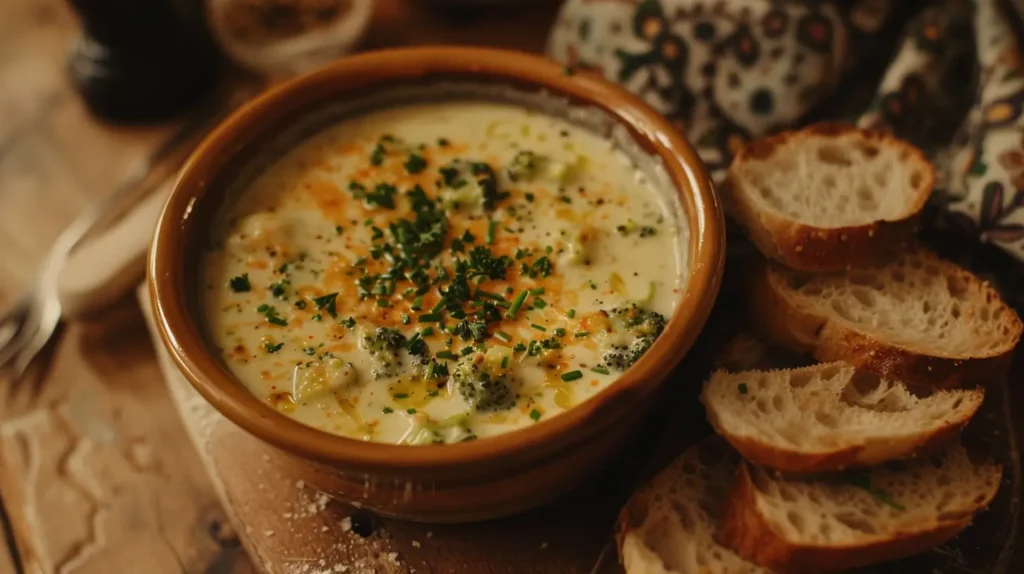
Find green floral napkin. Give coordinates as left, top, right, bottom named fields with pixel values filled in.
left=547, top=0, right=1024, bottom=263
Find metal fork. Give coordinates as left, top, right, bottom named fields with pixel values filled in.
left=0, top=90, right=243, bottom=385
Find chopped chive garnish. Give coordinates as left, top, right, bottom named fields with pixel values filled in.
left=377, top=298, right=391, bottom=307
left=591, top=366, right=610, bottom=375
left=421, top=326, right=435, bottom=336
left=529, top=409, right=542, bottom=421
left=436, top=350, right=458, bottom=360
left=530, top=324, right=547, bottom=332
left=418, top=313, right=443, bottom=323
left=574, top=330, right=590, bottom=338
left=431, top=299, right=446, bottom=313
left=428, top=390, right=439, bottom=397
left=401, top=313, right=411, bottom=325
left=460, top=346, right=474, bottom=356
left=394, top=393, right=408, bottom=399
left=501, top=356, right=510, bottom=368
left=553, top=328, right=566, bottom=337
left=407, top=408, right=417, bottom=414
left=567, top=308, right=576, bottom=319
left=561, top=370, right=583, bottom=382
left=529, top=287, right=545, bottom=295
left=476, top=290, right=505, bottom=301
left=513, top=342, right=527, bottom=352
left=532, top=298, right=548, bottom=309
left=256, top=303, right=270, bottom=313
left=495, top=331, right=512, bottom=342
left=382, top=407, right=393, bottom=414
left=487, top=220, right=498, bottom=244
left=411, top=296, right=424, bottom=311
left=505, top=290, right=529, bottom=318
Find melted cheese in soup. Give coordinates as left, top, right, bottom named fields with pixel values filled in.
left=202, top=101, right=687, bottom=445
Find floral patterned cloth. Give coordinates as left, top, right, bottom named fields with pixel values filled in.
left=546, top=0, right=1024, bottom=262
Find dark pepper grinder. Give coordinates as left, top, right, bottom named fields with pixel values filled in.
left=65, top=0, right=222, bottom=123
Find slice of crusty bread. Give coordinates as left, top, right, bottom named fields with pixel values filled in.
left=750, top=248, right=1023, bottom=388
left=702, top=362, right=983, bottom=473
left=719, top=442, right=1002, bottom=574
left=726, top=123, right=934, bottom=272
left=616, top=438, right=769, bottom=573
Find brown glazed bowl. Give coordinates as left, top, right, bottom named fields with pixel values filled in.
left=149, top=46, right=724, bottom=523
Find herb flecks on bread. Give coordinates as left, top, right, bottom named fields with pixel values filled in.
left=726, top=123, right=934, bottom=272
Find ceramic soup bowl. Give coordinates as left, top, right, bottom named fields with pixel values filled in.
left=149, top=46, right=723, bottom=522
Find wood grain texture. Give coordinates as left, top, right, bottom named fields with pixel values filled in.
left=0, top=0, right=566, bottom=572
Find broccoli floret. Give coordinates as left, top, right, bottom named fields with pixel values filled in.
left=507, top=150, right=544, bottom=182
left=438, top=159, right=500, bottom=211
left=360, top=327, right=428, bottom=379
left=599, top=304, right=667, bottom=371
left=451, top=347, right=517, bottom=411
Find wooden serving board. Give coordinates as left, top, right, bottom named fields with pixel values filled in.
left=134, top=234, right=1024, bottom=574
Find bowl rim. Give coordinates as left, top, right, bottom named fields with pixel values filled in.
left=149, top=45, right=724, bottom=473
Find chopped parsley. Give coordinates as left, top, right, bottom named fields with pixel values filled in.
left=383, top=407, right=394, bottom=414
left=405, top=153, right=427, bottom=174
left=312, top=292, right=339, bottom=318
left=229, top=274, right=251, bottom=293
left=257, top=305, right=288, bottom=326
left=370, top=143, right=386, bottom=166
left=264, top=341, right=284, bottom=353
left=269, top=279, right=290, bottom=299
left=591, top=366, right=610, bottom=375
left=527, top=256, right=553, bottom=278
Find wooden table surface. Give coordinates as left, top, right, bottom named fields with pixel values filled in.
left=0, top=2, right=568, bottom=572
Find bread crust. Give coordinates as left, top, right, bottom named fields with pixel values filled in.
left=718, top=463, right=979, bottom=574
left=726, top=123, right=934, bottom=272
left=748, top=259, right=1022, bottom=389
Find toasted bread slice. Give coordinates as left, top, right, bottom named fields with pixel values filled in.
left=719, top=443, right=1002, bottom=573
left=616, top=438, right=769, bottom=573
left=702, top=362, right=983, bottom=473
left=750, top=248, right=1022, bottom=388
left=726, top=123, right=934, bottom=271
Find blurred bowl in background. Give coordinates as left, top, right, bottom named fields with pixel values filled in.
left=205, top=0, right=374, bottom=79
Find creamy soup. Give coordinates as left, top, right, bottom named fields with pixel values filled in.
left=202, top=100, right=687, bottom=445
